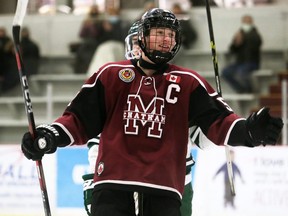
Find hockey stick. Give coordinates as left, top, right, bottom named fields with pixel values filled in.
left=12, top=0, right=52, bottom=215
left=204, top=0, right=236, bottom=196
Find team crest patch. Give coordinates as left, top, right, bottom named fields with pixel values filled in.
left=119, top=68, right=135, bottom=83
left=97, top=162, right=104, bottom=176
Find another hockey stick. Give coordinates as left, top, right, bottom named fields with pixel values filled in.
left=12, top=0, right=52, bottom=215
left=204, top=0, right=236, bottom=196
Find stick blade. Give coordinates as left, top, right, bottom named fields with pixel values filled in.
left=13, top=0, right=29, bottom=26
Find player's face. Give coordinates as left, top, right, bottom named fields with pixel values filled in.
left=146, top=27, right=176, bottom=53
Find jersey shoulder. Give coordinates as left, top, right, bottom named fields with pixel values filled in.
left=168, top=64, right=206, bottom=80
left=167, top=64, right=216, bottom=93
left=98, top=60, right=134, bottom=72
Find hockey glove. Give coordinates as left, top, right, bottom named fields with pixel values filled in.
left=82, top=173, right=95, bottom=216
left=21, top=124, right=59, bottom=161
left=246, top=107, right=283, bottom=146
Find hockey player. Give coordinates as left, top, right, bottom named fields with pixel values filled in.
left=82, top=20, right=195, bottom=216
left=21, top=8, right=283, bottom=216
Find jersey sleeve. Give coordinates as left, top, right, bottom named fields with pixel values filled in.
left=188, top=72, right=243, bottom=146
left=53, top=72, right=107, bottom=145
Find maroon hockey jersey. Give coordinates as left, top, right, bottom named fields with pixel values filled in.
left=53, top=59, right=243, bottom=200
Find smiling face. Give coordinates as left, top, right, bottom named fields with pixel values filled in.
left=138, top=8, right=181, bottom=64
left=146, top=27, right=176, bottom=53
left=140, top=27, right=177, bottom=64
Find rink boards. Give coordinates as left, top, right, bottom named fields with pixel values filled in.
left=0, top=145, right=287, bottom=216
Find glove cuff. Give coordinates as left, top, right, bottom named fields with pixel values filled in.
left=245, top=111, right=266, bottom=147
left=37, top=124, right=60, bottom=137
left=36, top=124, right=59, bottom=153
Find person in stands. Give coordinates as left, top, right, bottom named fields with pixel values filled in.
left=222, top=14, right=262, bottom=93
left=0, top=27, right=18, bottom=95
left=21, top=27, right=41, bottom=76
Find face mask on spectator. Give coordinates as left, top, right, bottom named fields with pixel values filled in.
left=241, top=24, right=253, bottom=33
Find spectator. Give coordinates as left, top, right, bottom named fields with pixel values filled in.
left=0, top=27, right=19, bottom=95
left=221, top=14, right=262, bottom=93
left=170, top=3, right=198, bottom=65
left=74, top=4, right=107, bottom=74
left=21, top=27, right=41, bottom=76
left=103, top=7, right=126, bottom=42
left=0, top=27, right=10, bottom=80
left=171, top=3, right=197, bottom=50
left=79, top=4, right=104, bottom=40
left=74, top=5, right=127, bottom=74
left=86, top=7, right=126, bottom=76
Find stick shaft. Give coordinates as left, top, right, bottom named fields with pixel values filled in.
left=13, top=26, right=36, bottom=135
left=204, top=0, right=236, bottom=196
left=12, top=1, right=52, bottom=214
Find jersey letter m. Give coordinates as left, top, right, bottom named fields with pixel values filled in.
left=123, top=95, right=166, bottom=138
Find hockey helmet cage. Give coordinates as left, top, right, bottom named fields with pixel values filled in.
left=125, top=20, right=141, bottom=60
left=138, top=8, right=181, bottom=64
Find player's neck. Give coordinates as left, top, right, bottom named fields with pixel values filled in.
left=138, top=56, right=170, bottom=76
left=137, top=58, right=157, bottom=76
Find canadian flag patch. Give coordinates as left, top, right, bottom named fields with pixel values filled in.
left=166, top=74, right=181, bottom=83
